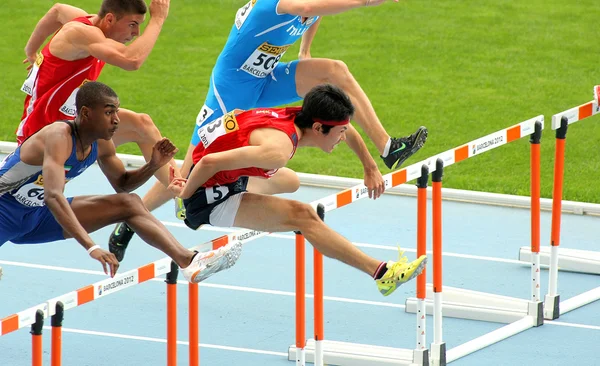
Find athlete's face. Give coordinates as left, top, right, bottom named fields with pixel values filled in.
left=314, top=124, right=348, bottom=153
left=106, top=13, right=146, bottom=44
left=85, top=96, right=120, bottom=140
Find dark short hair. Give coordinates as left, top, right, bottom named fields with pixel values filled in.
left=75, top=81, right=118, bottom=113
left=294, top=84, right=355, bottom=134
left=99, top=0, right=147, bottom=19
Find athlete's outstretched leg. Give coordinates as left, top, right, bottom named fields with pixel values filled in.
left=69, top=194, right=241, bottom=282
left=108, top=144, right=196, bottom=261
left=246, top=168, right=300, bottom=195
left=233, top=193, right=426, bottom=296
left=295, top=58, right=427, bottom=169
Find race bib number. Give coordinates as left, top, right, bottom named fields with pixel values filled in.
left=235, top=0, right=257, bottom=30
left=240, top=42, right=291, bottom=78
left=21, top=53, right=44, bottom=96
left=59, top=79, right=91, bottom=117
left=197, top=112, right=239, bottom=148
left=12, top=175, right=45, bottom=207
left=205, top=186, right=230, bottom=204
left=196, top=104, right=214, bottom=127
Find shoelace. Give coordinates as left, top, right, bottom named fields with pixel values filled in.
left=380, top=247, right=409, bottom=283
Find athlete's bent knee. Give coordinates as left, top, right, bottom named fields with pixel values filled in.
left=326, top=59, right=351, bottom=84
left=115, top=193, right=146, bottom=216
left=287, top=201, right=320, bottom=229
left=135, top=113, right=162, bottom=142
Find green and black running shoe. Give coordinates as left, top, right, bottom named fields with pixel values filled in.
left=108, top=222, right=135, bottom=262
left=381, top=126, right=428, bottom=170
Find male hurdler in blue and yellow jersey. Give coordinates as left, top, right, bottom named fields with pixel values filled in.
left=0, top=122, right=97, bottom=245
left=191, top=0, right=319, bottom=145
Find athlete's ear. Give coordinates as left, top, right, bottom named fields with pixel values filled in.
left=313, top=122, right=322, bottom=133
left=80, top=106, right=89, bottom=120
left=105, top=13, right=115, bottom=25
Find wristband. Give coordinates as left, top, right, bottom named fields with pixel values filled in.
left=87, top=245, right=101, bottom=255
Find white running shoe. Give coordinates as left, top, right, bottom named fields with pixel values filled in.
left=594, top=85, right=600, bottom=105
left=182, top=241, right=243, bottom=283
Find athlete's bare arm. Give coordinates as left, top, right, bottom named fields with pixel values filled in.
left=42, top=124, right=98, bottom=251
left=97, top=138, right=178, bottom=193
left=298, top=17, right=321, bottom=59
left=51, top=0, right=170, bottom=70
left=277, top=0, right=397, bottom=17
left=170, top=132, right=294, bottom=199
left=23, top=3, right=88, bottom=66
left=344, top=125, right=385, bottom=199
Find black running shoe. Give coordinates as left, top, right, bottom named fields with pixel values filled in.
left=381, top=126, right=428, bottom=170
left=108, top=222, right=135, bottom=262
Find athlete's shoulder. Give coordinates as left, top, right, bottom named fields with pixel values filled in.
left=59, top=19, right=103, bottom=41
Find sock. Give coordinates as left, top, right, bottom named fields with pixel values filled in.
left=373, top=262, right=388, bottom=280
left=381, top=138, right=392, bottom=157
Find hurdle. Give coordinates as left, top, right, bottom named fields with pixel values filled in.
left=287, top=115, right=544, bottom=366
left=0, top=233, right=257, bottom=365
left=516, top=100, right=600, bottom=320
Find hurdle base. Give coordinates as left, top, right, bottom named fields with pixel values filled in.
left=519, top=247, right=600, bottom=275
left=406, top=284, right=542, bottom=324
left=288, top=340, right=427, bottom=366
left=430, top=342, right=446, bottom=366
left=544, top=294, right=560, bottom=320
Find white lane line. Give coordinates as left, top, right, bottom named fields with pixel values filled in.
left=0, top=260, right=403, bottom=309
left=163, top=220, right=525, bottom=265
left=546, top=320, right=600, bottom=331
left=42, top=326, right=288, bottom=357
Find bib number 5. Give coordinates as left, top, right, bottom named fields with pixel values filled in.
left=205, top=186, right=230, bottom=204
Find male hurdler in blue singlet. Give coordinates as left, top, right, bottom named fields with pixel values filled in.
left=110, top=0, right=428, bottom=260
left=0, top=81, right=241, bottom=283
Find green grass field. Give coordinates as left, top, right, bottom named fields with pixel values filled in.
left=1, top=0, right=599, bottom=202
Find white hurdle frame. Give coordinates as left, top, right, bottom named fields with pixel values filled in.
left=517, top=100, right=600, bottom=320
left=288, top=115, right=544, bottom=366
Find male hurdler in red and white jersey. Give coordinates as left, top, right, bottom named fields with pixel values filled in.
left=16, top=0, right=171, bottom=145
left=17, top=17, right=105, bottom=144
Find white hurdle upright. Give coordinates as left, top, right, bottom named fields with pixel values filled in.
left=517, top=100, right=600, bottom=319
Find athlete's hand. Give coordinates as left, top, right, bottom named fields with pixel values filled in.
left=363, top=168, right=385, bottom=200
left=150, top=138, right=178, bottom=169
left=22, top=54, right=36, bottom=71
left=298, top=51, right=311, bottom=60
left=149, top=0, right=170, bottom=21
left=90, top=248, right=120, bottom=277
left=168, top=177, right=188, bottom=198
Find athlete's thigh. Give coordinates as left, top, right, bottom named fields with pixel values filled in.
left=9, top=198, right=75, bottom=244
left=293, top=58, right=338, bottom=97
left=233, top=192, right=300, bottom=232
left=247, top=167, right=299, bottom=195
left=65, top=194, right=137, bottom=237
left=255, top=60, right=303, bottom=108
